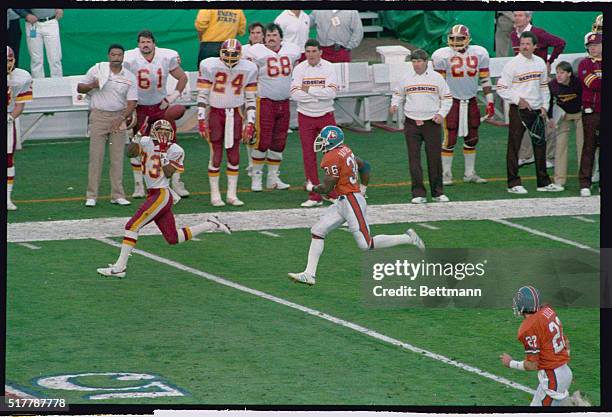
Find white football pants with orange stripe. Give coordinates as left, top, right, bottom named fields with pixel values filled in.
left=531, top=364, right=572, bottom=406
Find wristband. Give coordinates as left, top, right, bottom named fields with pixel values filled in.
left=486, top=93, right=494, bottom=104
left=509, top=360, right=525, bottom=371
left=306, top=182, right=314, bottom=192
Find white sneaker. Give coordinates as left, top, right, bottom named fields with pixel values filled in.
left=508, top=185, right=528, bottom=194
left=432, top=194, right=450, bottom=202
left=172, top=181, right=190, bottom=198
left=443, top=174, right=454, bottom=186
left=411, top=196, right=427, bottom=204
left=97, top=264, right=126, bottom=279
left=322, top=195, right=337, bottom=204
left=132, top=183, right=145, bottom=198
left=406, top=228, right=425, bottom=251
left=518, top=157, right=535, bottom=167
left=463, top=174, right=487, bottom=184
left=592, top=172, right=600, bottom=183
left=85, top=199, right=96, bottom=207
left=7, top=200, right=17, bottom=211
left=580, top=188, right=592, bottom=197
left=546, top=160, right=554, bottom=169
left=537, top=183, right=564, bottom=192
left=206, top=215, right=232, bottom=235
left=301, top=199, right=323, bottom=208
left=227, top=197, right=244, bottom=207
left=110, top=198, right=131, bottom=206
left=288, top=271, right=316, bottom=286
left=251, top=171, right=263, bottom=192
left=211, top=198, right=226, bottom=207
left=266, top=175, right=290, bottom=190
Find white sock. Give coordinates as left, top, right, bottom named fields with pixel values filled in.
left=7, top=166, right=15, bottom=200
left=373, top=234, right=413, bottom=249
left=209, top=174, right=221, bottom=202
left=115, top=230, right=138, bottom=270
left=251, top=149, right=266, bottom=174
left=442, top=154, right=453, bottom=178
left=305, top=238, right=324, bottom=276
left=171, top=171, right=181, bottom=186
left=187, top=221, right=217, bottom=237
left=464, top=149, right=476, bottom=177
left=227, top=168, right=239, bottom=200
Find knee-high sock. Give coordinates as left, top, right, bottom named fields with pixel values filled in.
left=227, top=165, right=239, bottom=200
left=178, top=222, right=217, bottom=243
left=251, top=149, right=266, bottom=174
left=442, top=154, right=453, bottom=178
left=372, top=234, right=414, bottom=249
left=115, top=230, right=138, bottom=270
left=209, top=172, right=222, bottom=202
left=305, top=238, right=324, bottom=276
left=464, top=147, right=476, bottom=177
left=7, top=166, right=15, bottom=200
left=267, top=150, right=283, bottom=177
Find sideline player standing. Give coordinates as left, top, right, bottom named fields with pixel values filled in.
left=6, top=46, right=33, bottom=211
left=501, top=286, right=573, bottom=406
left=97, top=120, right=231, bottom=279
left=244, top=23, right=301, bottom=192
left=290, top=39, right=339, bottom=207
left=288, top=126, right=425, bottom=286
left=197, top=38, right=258, bottom=207
left=123, top=30, right=189, bottom=199
left=432, top=24, right=494, bottom=186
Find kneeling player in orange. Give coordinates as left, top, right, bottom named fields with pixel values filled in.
left=97, top=120, right=231, bottom=279
left=500, top=286, right=574, bottom=406
left=288, top=126, right=425, bottom=286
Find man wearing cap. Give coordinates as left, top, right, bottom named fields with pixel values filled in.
left=577, top=32, right=602, bottom=197
left=390, top=49, right=453, bottom=204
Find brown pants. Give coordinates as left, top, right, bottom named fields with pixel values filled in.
left=87, top=109, right=127, bottom=200
left=507, top=105, right=551, bottom=188
left=579, top=112, right=600, bottom=189
left=404, top=117, right=444, bottom=198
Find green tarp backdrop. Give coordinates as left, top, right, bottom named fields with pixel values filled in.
left=15, top=9, right=600, bottom=76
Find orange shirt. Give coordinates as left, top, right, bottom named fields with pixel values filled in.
left=517, top=305, right=570, bottom=370
left=320, top=145, right=360, bottom=196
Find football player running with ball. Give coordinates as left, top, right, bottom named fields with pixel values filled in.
left=97, top=120, right=231, bottom=279
left=500, top=286, right=576, bottom=406
left=288, top=126, right=425, bottom=286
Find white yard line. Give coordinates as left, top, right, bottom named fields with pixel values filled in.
left=7, top=196, right=600, bottom=243
left=259, top=231, right=281, bottom=238
left=572, top=216, right=596, bottom=224
left=4, top=385, right=37, bottom=399
left=492, top=219, right=599, bottom=254
left=417, top=223, right=440, bottom=230
left=17, top=242, right=40, bottom=250
left=95, top=237, right=535, bottom=396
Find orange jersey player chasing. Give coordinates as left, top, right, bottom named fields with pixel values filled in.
left=500, top=285, right=575, bottom=406
left=288, top=125, right=425, bottom=286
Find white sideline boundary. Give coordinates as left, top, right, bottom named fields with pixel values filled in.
left=4, top=385, right=37, bottom=399
left=95, top=237, right=536, bottom=396
left=7, top=196, right=600, bottom=243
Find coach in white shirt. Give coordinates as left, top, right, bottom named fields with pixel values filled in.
left=275, top=10, right=310, bottom=58
left=496, top=31, right=560, bottom=194
left=391, top=49, right=452, bottom=204
left=78, top=44, right=138, bottom=207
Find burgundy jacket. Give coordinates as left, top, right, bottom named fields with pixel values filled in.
left=578, top=57, right=602, bottom=113
left=510, top=26, right=566, bottom=64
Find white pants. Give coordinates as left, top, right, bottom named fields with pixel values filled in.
left=311, top=193, right=372, bottom=250
left=25, top=19, right=63, bottom=78
left=7, top=115, right=16, bottom=154
left=531, top=364, right=572, bottom=406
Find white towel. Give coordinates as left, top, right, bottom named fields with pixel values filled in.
left=224, top=108, right=234, bottom=149
left=458, top=99, right=469, bottom=138
left=96, top=62, right=111, bottom=89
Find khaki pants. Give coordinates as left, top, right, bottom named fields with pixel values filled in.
left=553, top=112, right=583, bottom=186
left=87, top=109, right=127, bottom=200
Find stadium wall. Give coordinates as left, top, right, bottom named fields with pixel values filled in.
left=15, top=9, right=600, bottom=76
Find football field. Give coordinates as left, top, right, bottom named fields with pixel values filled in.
left=6, top=125, right=601, bottom=406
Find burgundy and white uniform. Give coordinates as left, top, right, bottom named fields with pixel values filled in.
left=124, top=136, right=186, bottom=244
left=197, top=57, right=258, bottom=175
left=290, top=58, right=338, bottom=202
left=432, top=45, right=490, bottom=152
left=244, top=42, right=300, bottom=159
left=7, top=67, right=32, bottom=203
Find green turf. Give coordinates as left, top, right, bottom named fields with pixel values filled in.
left=6, top=217, right=600, bottom=405
left=8, top=123, right=595, bottom=223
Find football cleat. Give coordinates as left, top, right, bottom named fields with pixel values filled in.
left=432, top=194, right=450, bottom=203
left=110, top=198, right=131, bottom=206
left=7, top=200, right=17, bottom=211
left=266, top=174, right=290, bottom=190
left=288, top=271, right=316, bottom=286
left=463, top=174, right=487, bottom=184
left=411, top=196, right=427, bottom=204
left=227, top=197, right=244, bottom=207
left=406, top=228, right=425, bottom=251
left=207, top=215, right=232, bottom=235
left=301, top=199, right=323, bottom=208
left=211, top=198, right=226, bottom=207
left=97, top=264, right=126, bottom=279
